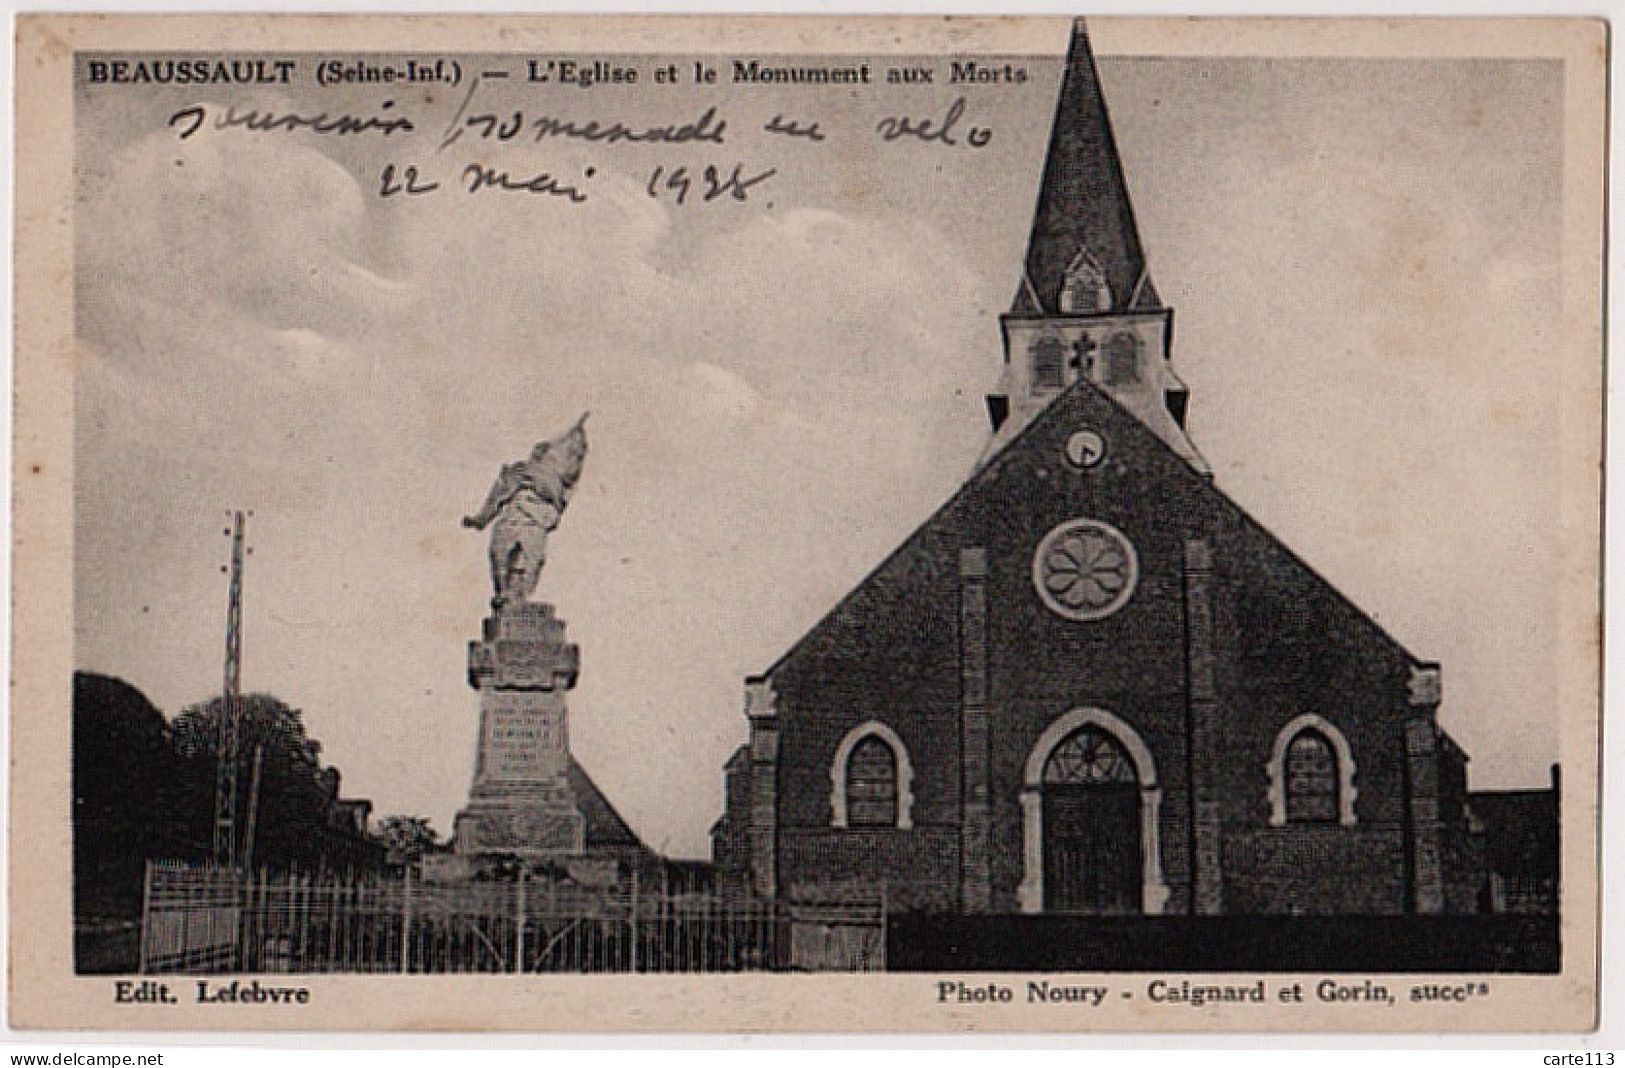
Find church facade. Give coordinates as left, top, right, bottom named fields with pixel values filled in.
left=711, top=25, right=1545, bottom=919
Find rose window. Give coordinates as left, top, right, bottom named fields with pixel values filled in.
left=1032, top=519, right=1138, bottom=620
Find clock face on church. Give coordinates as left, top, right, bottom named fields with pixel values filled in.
left=1033, top=519, right=1139, bottom=621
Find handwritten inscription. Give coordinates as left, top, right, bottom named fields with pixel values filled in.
left=169, top=101, right=414, bottom=141
left=153, top=68, right=1003, bottom=213
left=764, top=114, right=825, bottom=141
left=378, top=163, right=439, bottom=197
left=377, top=159, right=772, bottom=207
left=462, top=162, right=592, bottom=202
left=459, top=106, right=728, bottom=147
left=875, top=97, right=992, bottom=149
left=646, top=163, right=777, bottom=205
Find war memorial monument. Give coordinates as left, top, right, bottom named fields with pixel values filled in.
left=430, top=416, right=599, bottom=880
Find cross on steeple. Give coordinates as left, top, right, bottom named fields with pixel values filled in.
left=1070, top=333, right=1097, bottom=375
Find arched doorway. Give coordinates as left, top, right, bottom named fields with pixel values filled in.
left=1018, top=708, right=1169, bottom=915
left=1040, top=727, right=1140, bottom=913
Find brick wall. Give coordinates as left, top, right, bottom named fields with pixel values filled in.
left=1224, top=825, right=1409, bottom=914
left=766, top=499, right=971, bottom=907
left=779, top=828, right=961, bottom=912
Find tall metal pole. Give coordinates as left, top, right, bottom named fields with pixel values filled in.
left=212, top=511, right=247, bottom=868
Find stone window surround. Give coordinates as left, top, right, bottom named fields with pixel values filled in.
left=1059, top=248, right=1112, bottom=313
left=829, top=720, right=915, bottom=830
left=1266, top=713, right=1359, bottom=827
left=1031, top=518, right=1140, bottom=622
left=1017, top=707, right=1169, bottom=915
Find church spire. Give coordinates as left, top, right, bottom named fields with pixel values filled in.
left=981, top=19, right=1205, bottom=473
left=1015, top=21, right=1159, bottom=317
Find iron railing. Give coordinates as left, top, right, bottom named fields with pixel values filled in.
left=139, top=861, right=883, bottom=974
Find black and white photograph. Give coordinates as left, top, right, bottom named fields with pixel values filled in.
left=11, top=14, right=1605, bottom=1032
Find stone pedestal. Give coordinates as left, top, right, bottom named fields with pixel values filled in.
left=452, top=602, right=586, bottom=858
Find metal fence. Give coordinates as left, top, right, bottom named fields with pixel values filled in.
left=139, top=861, right=883, bottom=974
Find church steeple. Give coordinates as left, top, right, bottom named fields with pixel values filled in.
left=1016, top=22, right=1159, bottom=318
left=983, top=20, right=1206, bottom=473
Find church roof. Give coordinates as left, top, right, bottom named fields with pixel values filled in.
left=1015, top=21, right=1159, bottom=315
left=567, top=757, right=648, bottom=851
left=765, top=372, right=1428, bottom=679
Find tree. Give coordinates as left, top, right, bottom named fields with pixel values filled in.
left=372, top=815, right=440, bottom=865
left=171, top=693, right=334, bottom=873
left=72, top=672, right=190, bottom=921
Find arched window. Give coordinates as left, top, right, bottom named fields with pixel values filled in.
left=1029, top=336, right=1065, bottom=393
left=1059, top=250, right=1112, bottom=313
left=1285, top=731, right=1338, bottom=822
left=1103, top=332, right=1143, bottom=386
left=1267, top=714, right=1358, bottom=827
left=846, top=737, right=897, bottom=827
left=1043, top=726, right=1137, bottom=785
left=830, top=722, right=915, bottom=830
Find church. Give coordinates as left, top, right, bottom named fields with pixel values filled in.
left=711, top=23, right=1556, bottom=924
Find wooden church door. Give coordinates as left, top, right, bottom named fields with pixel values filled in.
left=1041, top=727, right=1141, bottom=914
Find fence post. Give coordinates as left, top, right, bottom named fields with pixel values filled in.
left=237, top=868, right=247, bottom=972
left=260, top=868, right=272, bottom=971
left=514, top=865, right=527, bottom=975
left=399, top=866, right=413, bottom=974
left=877, top=879, right=888, bottom=972
left=137, top=860, right=154, bottom=974
left=179, top=867, right=195, bottom=974
left=629, top=867, right=640, bottom=973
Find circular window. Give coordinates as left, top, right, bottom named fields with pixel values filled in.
left=1064, top=429, right=1108, bottom=470
left=1033, top=519, right=1138, bottom=621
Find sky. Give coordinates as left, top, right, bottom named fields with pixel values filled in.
left=72, top=37, right=1565, bottom=859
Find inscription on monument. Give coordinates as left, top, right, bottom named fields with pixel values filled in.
left=483, top=700, right=566, bottom=779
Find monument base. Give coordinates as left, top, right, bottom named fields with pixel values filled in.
left=452, top=601, right=587, bottom=861
left=452, top=793, right=586, bottom=857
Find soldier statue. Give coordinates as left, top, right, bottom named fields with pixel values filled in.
left=463, top=413, right=589, bottom=610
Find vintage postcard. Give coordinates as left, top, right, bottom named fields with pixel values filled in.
left=10, top=15, right=1605, bottom=1032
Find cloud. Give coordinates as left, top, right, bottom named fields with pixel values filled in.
left=80, top=119, right=409, bottom=343
left=663, top=207, right=989, bottom=416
